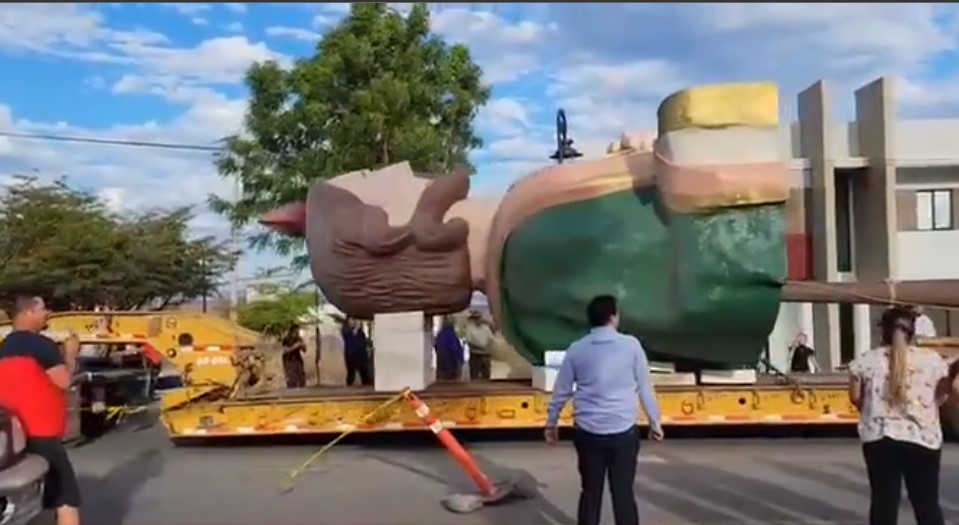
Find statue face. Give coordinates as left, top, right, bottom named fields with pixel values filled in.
left=261, top=163, right=473, bottom=317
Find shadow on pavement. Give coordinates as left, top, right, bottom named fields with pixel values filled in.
left=639, top=461, right=863, bottom=524
left=364, top=450, right=574, bottom=525
left=77, top=449, right=165, bottom=525
left=770, top=458, right=959, bottom=518
left=766, top=459, right=867, bottom=495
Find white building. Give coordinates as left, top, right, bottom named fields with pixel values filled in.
left=766, top=77, right=959, bottom=371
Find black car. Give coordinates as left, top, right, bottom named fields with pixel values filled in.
left=0, top=409, right=46, bottom=525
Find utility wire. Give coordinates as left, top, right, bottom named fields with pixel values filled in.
left=0, top=130, right=223, bottom=152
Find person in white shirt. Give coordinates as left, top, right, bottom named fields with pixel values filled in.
left=848, top=307, right=957, bottom=525
left=912, top=305, right=937, bottom=339
left=464, top=311, right=495, bottom=380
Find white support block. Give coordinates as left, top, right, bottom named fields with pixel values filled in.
left=853, top=304, right=872, bottom=357
left=373, top=311, right=434, bottom=392
left=532, top=366, right=559, bottom=392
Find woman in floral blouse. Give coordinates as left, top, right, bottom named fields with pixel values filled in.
left=848, top=306, right=957, bottom=525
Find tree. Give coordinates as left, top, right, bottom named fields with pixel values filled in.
left=0, top=176, right=235, bottom=311
left=106, top=208, right=235, bottom=310
left=236, top=285, right=318, bottom=336
left=210, top=2, right=490, bottom=263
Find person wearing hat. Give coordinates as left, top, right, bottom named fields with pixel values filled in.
left=848, top=306, right=958, bottom=525
left=911, top=305, right=938, bottom=339
left=464, top=310, right=495, bottom=380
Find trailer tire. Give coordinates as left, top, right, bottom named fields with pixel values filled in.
left=80, top=411, right=109, bottom=439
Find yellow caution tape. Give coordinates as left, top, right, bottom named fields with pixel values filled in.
left=73, top=404, right=150, bottom=421
left=281, top=389, right=410, bottom=493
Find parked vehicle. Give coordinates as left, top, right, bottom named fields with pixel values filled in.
left=0, top=408, right=46, bottom=525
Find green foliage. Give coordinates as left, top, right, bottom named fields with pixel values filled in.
left=0, top=176, right=235, bottom=311
left=211, top=2, right=490, bottom=263
left=236, top=288, right=317, bottom=336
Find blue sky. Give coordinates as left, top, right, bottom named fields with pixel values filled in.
left=1, top=3, right=959, bottom=280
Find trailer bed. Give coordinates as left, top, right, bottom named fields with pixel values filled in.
left=161, top=373, right=857, bottom=439
left=237, top=378, right=540, bottom=401
left=236, top=371, right=850, bottom=401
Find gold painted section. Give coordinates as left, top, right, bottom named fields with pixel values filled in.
left=658, top=82, right=779, bottom=135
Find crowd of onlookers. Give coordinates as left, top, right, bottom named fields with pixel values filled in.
left=279, top=310, right=500, bottom=389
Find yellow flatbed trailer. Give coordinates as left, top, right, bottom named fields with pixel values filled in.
left=14, top=310, right=957, bottom=441
left=159, top=374, right=858, bottom=440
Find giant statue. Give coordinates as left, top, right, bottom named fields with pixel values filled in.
left=261, top=82, right=798, bottom=368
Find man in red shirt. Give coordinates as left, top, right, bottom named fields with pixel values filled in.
left=0, top=296, right=81, bottom=525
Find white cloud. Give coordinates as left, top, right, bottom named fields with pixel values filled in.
left=0, top=5, right=286, bottom=89
left=475, top=97, right=534, bottom=136
left=466, top=3, right=959, bottom=193
left=223, top=3, right=248, bottom=15
left=0, top=4, right=108, bottom=54
left=311, top=3, right=351, bottom=28
left=113, top=36, right=285, bottom=85
left=97, top=186, right=125, bottom=212
left=265, top=26, right=322, bottom=43
left=159, top=3, right=211, bottom=17
left=429, top=5, right=556, bottom=84
left=5, top=2, right=959, bottom=270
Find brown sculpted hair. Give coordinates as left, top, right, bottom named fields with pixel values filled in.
left=878, top=306, right=915, bottom=408
left=304, top=171, right=473, bottom=317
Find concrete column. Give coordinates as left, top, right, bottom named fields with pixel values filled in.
left=768, top=303, right=798, bottom=370
left=798, top=80, right=841, bottom=370
left=799, top=302, right=815, bottom=342
left=853, top=304, right=872, bottom=356
left=853, top=77, right=899, bottom=281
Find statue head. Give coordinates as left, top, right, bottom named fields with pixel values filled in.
left=260, top=163, right=473, bottom=317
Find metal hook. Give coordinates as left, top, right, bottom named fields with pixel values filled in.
left=550, top=108, right=582, bottom=164
left=556, top=109, right=568, bottom=157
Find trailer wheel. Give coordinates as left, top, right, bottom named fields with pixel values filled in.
left=80, top=411, right=110, bottom=439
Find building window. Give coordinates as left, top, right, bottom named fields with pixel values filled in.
left=916, top=189, right=953, bottom=231
left=835, top=171, right=854, bottom=272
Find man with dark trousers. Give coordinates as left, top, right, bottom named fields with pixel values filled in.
left=0, top=296, right=81, bottom=525
left=341, top=318, right=371, bottom=386
left=545, top=294, right=663, bottom=525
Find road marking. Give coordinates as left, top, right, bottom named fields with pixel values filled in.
left=639, top=454, right=666, bottom=464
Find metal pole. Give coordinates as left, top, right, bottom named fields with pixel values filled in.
left=229, top=178, right=240, bottom=320
left=314, top=285, right=322, bottom=385
left=556, top=109, right=568, bottom=165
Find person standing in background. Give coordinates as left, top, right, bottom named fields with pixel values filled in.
left=788, top=332, right=819, bottom=373
left=434, top=316, right=464, bottom=381
left=912, top=306, right=938, bottom=339
left=281, top=325, right=307, bottom=388
left=341, top=318, right=371, bottom=386
left=464, top=311, right=494, bottom=380
left=545, top=294, right=663, bottom=525
left=848, top=306, right=957, bottom=525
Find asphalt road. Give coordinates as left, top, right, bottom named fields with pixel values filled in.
left=52, top=421, right=959, bottom=525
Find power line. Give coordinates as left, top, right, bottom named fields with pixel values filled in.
left=0, top=130, right=223, bottom=152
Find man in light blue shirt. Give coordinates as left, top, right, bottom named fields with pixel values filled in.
left=544, top=294, right=663, bottom=525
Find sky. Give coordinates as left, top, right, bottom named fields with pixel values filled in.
left=2, top=3, right=959, bottom=280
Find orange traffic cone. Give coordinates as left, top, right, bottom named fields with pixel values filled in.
left=401, top=388, right=497, bottom=498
